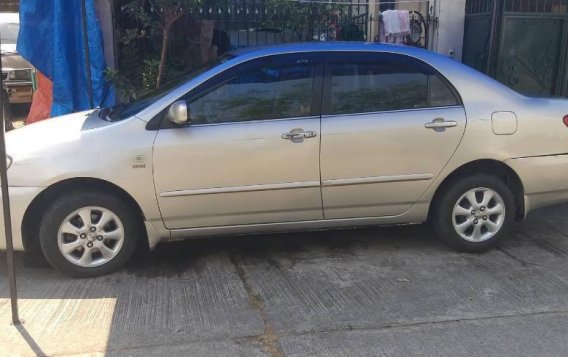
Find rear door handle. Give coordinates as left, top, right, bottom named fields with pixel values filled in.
left=282, top=129, right=317, bottom=140
left=424, top=118, right=458, bottom=131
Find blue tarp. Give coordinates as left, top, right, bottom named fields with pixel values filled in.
left=17, top=0, right=114, bottom=116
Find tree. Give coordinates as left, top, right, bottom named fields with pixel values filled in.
left=115, top=0, right=354, bottom=97
left=122, top=0, right=197, bottom=88
left=151, top=0, right=188, bottom=87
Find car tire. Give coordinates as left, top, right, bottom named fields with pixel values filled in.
left=39, top=191, right=139, bottom=277
left=432, top=174, right=516, bottom=252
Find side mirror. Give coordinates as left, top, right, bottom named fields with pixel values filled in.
left=167, top=101, right=189, bottom=125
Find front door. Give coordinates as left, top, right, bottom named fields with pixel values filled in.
left=320, top=52, right=467, bottom=219
left=153, top=54, right=324, bottom=229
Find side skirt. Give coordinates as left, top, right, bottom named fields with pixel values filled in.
left=165, top=202, right=429, bottom=241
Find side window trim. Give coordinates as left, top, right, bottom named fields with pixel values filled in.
left=185, top=115, right=322, bottom=128
left=321, top=51, right=462, bottom=116
left=320, top=104, right=465, bottom=120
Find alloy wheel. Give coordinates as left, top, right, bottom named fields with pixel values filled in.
left=57, top=206, right=125, bottom=267
left=452, top=187, right=506, bottom=242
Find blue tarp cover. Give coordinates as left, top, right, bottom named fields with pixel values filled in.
left=17, top=0, right=114, bottom=116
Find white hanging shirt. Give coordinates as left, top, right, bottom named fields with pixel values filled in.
left=382, top=10, right=411, bottom=37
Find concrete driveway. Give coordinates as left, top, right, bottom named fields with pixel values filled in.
left=1, top=204, right=568, bottom=356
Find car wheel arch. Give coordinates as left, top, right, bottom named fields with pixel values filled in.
left=428, top=159, right=525, bottom=222
left=21, top=177, right=148, bottom=253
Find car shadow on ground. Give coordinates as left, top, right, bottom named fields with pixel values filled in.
left=126, top=223, right=442, bottom=279
left=1, top=204, right=568, bottom=356
left=19, top=222, right=443, bottom=276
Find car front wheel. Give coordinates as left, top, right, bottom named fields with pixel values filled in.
left=432, top=174, right=516, bottom=252
left=39, top=191, right=139, bottom=277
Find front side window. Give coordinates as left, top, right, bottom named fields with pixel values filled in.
left=188, top=55, right=318, bottom=124
left=100, top=54, right=235, bottom=122
left=326, top=53, right=460, bottom=115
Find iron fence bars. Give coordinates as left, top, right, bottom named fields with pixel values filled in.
left=463, top=0, right=497, bottom=73
left=190, top=0, right=434, bottom=49
left=466, top=0, right=494, bottom=15
left=115, top=0, right=437, bottom=51
left=468, top=0, right=568, bottom=14
left=504, top=0, right=568, bottom=13
left=114, top=0, right=435, bottom=96
left=187, top=0, right=371, bottom=48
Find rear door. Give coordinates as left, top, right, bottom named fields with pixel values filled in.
left=320, top=52, right=467, bottom=219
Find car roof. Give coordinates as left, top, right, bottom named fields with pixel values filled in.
left=137, top=41, right=522, bottom=120
left=0, top=12, right=19, bottom=24
left=229, top=41, right=435, bottom=59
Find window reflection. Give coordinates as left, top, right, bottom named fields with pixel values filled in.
left=189, top=60, right=315, bottom=124
left=328, top=55, right=459, bottom=115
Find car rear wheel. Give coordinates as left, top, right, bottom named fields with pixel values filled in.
left=39, top=191, right=139, bottom=277
left=432, top=174, right=515, bottom=252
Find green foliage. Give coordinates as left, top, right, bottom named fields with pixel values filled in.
left=111, top=0, right=366, bottom=100
left=112, top=0, right=203, bottom=100
left=331, top=82, right=428, bottom=114
left=142, top=58, right=160, bottom=90
left=105, top=68, right=138, bottom=101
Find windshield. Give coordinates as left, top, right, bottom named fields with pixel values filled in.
left=100, top=54, right=235, bottom=121
left=0, top=23, right=19, bottom=45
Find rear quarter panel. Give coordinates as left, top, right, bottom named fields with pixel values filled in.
left=408, top=53, right=568, bottom=213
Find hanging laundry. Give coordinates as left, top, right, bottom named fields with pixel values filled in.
left=381, top=10, right=411, bottom=44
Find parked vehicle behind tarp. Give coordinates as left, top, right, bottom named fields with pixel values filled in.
left=0, top=12, right=34, bottom=105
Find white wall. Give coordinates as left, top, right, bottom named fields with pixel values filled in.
left=369, top=0, right=466, bottom=60
left=94, top=0, right=116, bottom=69
left=433, top=0, right=467, bottom=61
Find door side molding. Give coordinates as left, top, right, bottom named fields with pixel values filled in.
left=322, top=173, right=434, bottom=187
left=160, top=180, right=321, bottom=197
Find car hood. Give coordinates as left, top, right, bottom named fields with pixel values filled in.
left=1, top=51, right=32, bottom=70
left=1, top=44, right=17, bottom=55
left=4, top=111, right=155, bottom=188
left=6, top=110, right=92, bottom=157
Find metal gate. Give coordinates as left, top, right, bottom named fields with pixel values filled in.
left=463, top=0, right=568, bottom=97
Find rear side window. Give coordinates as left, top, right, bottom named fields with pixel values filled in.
left=325, top=53, right=460, bottom=115
left=429, top=75, right=459, bottom=107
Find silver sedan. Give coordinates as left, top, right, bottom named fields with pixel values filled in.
left=3, top=43, right=568, bottom=277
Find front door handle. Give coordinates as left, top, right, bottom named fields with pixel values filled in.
left=282, top=128, right=317, bottom=141
left=424, top=118, right=458, bottom=132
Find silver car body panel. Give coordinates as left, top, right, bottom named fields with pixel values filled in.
left=153, top=116, right=324, bottom=229
left=2, top=43, right=568, bottom=250
left=3, top=111, right=165, bottom=249
left=320, top=106, right=467, bottom=219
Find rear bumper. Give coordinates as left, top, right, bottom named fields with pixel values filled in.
left=506, top=154, right=568, bottom=215
left=0, top=187, right=44, bottom=251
